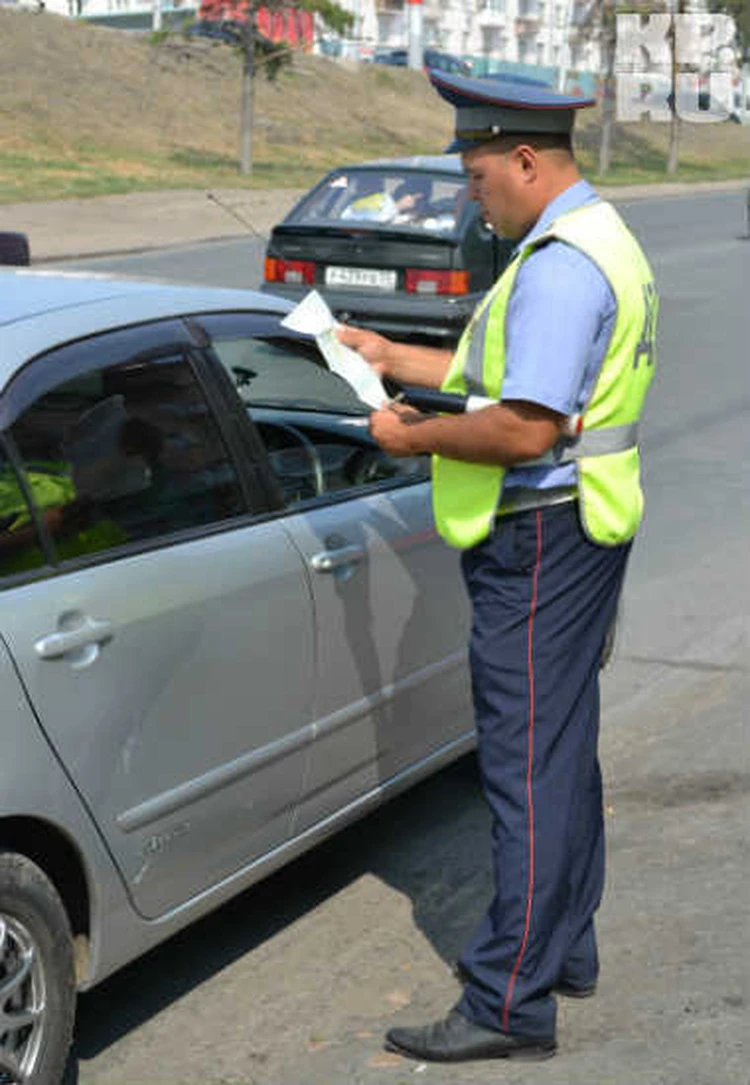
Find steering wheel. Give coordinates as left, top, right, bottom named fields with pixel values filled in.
left=344, top=445, right=387, bottom=487
left=262, top=422, right=326, bottom=500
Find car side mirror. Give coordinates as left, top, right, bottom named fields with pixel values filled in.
left=0, top=232, right=31, bottom=266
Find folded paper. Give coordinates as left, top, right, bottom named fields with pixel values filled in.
left=281, top=291, right=389, bottom=410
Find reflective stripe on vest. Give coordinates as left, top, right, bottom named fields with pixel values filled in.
left=432, top=199, right=657, bottom=550
left=524, top=421, right=640, bottom=467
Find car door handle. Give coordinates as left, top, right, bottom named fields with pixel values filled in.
left=34, top=617, right=114, bottom=660
left=310, top=545, right=366, bottom=573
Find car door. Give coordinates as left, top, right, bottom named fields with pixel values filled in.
left=0, top=318, right=314, bottom=919
left=196, top=313, right=473, bottom=836
left=281, top=485, right=473, bottom=833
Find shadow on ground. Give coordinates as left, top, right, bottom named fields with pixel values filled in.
left=65, top=752, right=491, bottom=1078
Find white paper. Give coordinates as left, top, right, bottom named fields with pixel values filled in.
left=280, top=290, right=389, bottom=410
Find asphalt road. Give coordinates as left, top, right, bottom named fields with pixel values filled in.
left=59, top=192, right=749, bottom=1085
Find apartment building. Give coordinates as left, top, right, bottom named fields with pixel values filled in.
left=345, top=0, right=714, bottom=74
left=345, top=0, right=605, bottom=73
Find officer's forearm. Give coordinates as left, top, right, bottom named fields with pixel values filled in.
left=382, top=402, right=562, bottom=465
left=385, top=343, right=454, bottom=388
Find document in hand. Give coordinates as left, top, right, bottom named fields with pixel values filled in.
left=280, top=291, right=389, bottom=410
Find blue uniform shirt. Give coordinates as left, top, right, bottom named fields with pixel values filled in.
left=501, top=179, right=616, bottom=491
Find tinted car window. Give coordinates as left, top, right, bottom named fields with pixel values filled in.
left=286, top=170, right=468, bottom=236
left=211, top=334, right=368, bottom=415
left=7, top=347, right=245, bottom=565
left=424, top=50, right=472, bottom=76
left=0, top=443, right=48, bottom=579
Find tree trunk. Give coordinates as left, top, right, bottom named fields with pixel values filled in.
left=597, top=1, right=617, bottom=177
left=239, top=21, right=256, bottom=176
left=667, top=0, right=681, bottom=174
left=598, top=93, right=614, bottom=176
left=666, top=112, right=680, bottom=174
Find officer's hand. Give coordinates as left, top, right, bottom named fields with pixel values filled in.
left=369, top=403, right=425, bottom=457
left=336, top=325, right=394, bottom=378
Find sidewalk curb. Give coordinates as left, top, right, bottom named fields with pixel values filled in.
left=31, top=232, right=264, bottom=267
left=9, top=178, right=750, bottom=265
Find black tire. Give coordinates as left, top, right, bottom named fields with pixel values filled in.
left=0, top=233, right=30, bottom=266
left=0, top=853, right=76, bottom=1085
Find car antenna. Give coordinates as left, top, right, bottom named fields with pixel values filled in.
left=206, top=191, right=267, bottom=241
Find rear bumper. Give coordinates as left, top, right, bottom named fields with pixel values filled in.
left=260, top=283, right=479, bottom=341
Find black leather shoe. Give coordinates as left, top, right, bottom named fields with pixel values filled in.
left=385, top=1008, right=556, bottom=1063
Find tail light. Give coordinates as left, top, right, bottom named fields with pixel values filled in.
left=405, top=269, right=470, bottom=296
left=264, top=257, right=316, bottom=286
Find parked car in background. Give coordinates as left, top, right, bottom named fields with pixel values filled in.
left=372, top=46, right=473, bottom=77
left=261, top=155, right=513, bottom=342
left=184, top=17, right=245, bottom=43
left=0, top=231, right=30, bottom=265
left=0, top=269, right=473, bottom=1085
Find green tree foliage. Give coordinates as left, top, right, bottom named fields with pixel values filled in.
left=706, top=0, right=748, bottom=53
left=195, top=0, right=353, bottom=174
left=297, top=0, right=352, bottom=37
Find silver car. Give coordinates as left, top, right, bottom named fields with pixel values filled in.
left=0, top=270, right=473, bottom=1084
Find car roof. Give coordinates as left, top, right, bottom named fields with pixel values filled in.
left=331, top=155, right=464, bottom=175
left=0, top=270, right=292, bottom=394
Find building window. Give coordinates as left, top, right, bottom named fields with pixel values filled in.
left=482, top=26, right=505, bottom=54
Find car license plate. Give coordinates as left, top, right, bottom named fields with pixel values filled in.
left=325, top=266, right=397, bottom=291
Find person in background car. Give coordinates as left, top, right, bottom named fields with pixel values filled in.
left=341, top=175, right=396, bottom=223
left=390, top=178, right=433, bottom=225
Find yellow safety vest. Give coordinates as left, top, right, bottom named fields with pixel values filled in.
left=432, top=199, right=658, bottom=549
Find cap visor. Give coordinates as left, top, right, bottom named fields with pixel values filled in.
left=444, top=137, right=475, bottom=153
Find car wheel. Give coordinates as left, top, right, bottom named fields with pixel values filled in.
left=0, top=853, right=76, bottom=1085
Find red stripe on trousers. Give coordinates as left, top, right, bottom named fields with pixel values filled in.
left=501, top=508, right=543, bottom=1032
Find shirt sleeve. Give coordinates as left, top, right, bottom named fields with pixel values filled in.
left=501, top=240, right=617, bottom=416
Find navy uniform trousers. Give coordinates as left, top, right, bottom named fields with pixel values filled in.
left=455, top=500, right=631, bottom=1040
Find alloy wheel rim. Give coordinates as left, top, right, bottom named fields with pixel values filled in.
left=0, top=916, right=46, bottom=1084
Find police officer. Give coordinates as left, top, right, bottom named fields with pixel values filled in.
left=338, top=71, right=658, bottom=1063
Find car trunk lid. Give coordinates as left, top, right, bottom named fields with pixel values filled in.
left=266, top=224, right=463, bottom=294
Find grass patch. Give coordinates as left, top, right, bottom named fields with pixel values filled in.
left=169, top=147, right=240, bottom=170
left=580, top=155, right=750, bottom=186
left=373, top=68, right=399, bottom=90
left=3, top=143, right=746, bottom=205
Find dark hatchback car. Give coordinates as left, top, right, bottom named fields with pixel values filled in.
left=261, top=156, right=513, bottom=343
left=373, top=47, right=473, bottom=77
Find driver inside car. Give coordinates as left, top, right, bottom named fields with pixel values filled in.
left=340, top=175, right=397, bottom=223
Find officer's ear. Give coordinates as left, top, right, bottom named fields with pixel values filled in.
left=513, top=143, right=539, bottom=183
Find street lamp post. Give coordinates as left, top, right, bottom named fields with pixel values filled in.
left=557, top=0, right=574, bottom=92
left=408, top=0, right=424, bottom=71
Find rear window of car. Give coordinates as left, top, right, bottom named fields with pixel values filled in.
left=286, top=170, right=469, bottom=237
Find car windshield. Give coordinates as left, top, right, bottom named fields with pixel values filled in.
left=286, top=170, right=469, bottom=237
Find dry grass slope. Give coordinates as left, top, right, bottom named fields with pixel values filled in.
left=0, top=7, right=747, bottom=202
